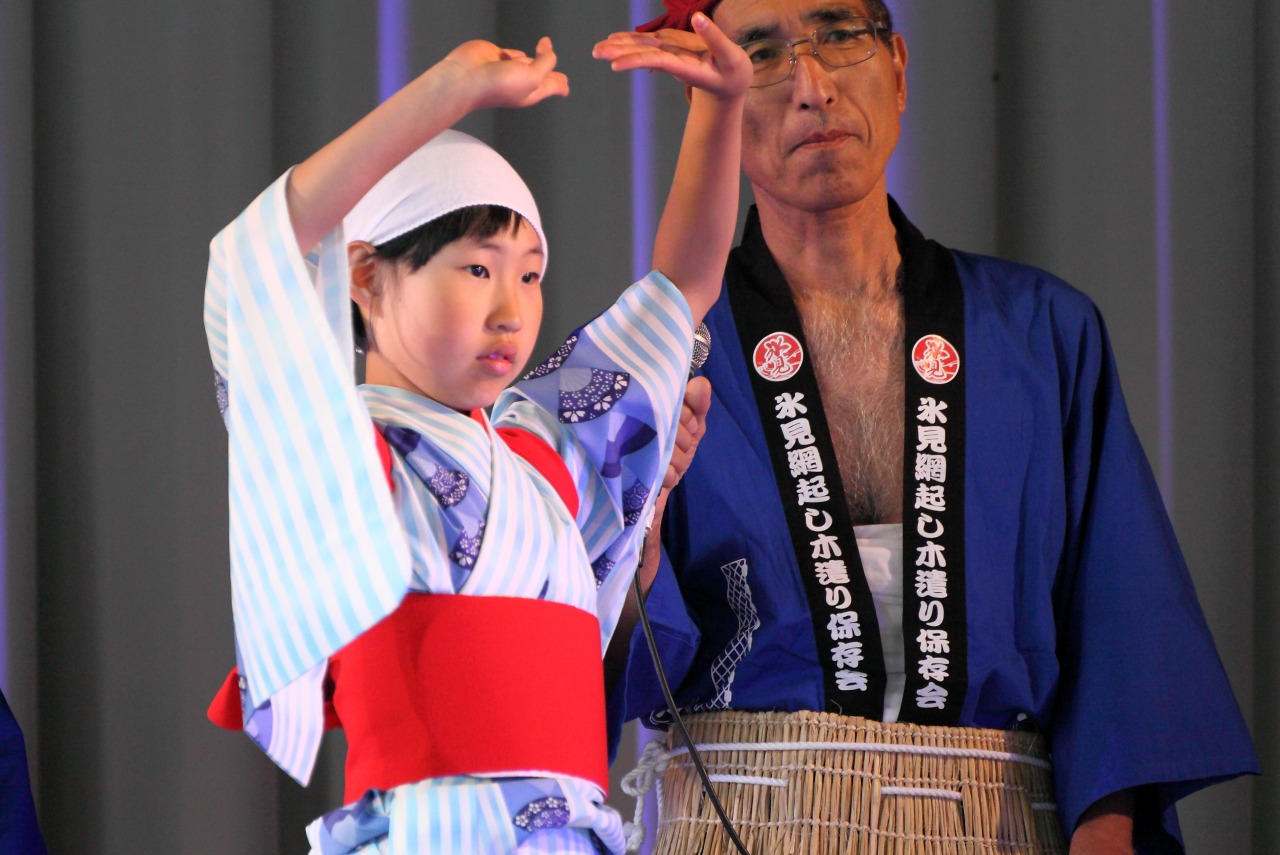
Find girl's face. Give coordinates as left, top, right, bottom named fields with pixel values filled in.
left=359, top=221, right=544, bottom=411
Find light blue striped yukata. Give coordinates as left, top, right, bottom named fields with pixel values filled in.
left=204, top=171, right=693, bottom=854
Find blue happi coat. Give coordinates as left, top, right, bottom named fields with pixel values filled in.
left=609, top=204, right=1258, bottom=853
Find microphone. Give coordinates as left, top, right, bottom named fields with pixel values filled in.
left=690, top=322, right=711, bottom=378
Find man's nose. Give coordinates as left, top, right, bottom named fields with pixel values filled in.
left=790, top=46, right=837, bottom=109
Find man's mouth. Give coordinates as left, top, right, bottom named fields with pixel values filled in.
left=792, top=130, right=853, bottom=153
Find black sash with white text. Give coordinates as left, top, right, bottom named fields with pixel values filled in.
left=726, top=209, right=888, bottom=719
left=726, top=202, right=967, bottom=726
left=896, top=201, right=967, bottom=726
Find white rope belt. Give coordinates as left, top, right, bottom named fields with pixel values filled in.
left=666, top=739, right=1054, bottom=771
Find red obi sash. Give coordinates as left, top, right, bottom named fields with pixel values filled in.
left=209, top=595, right=608, bottom=802
left=330, top=593, right=607, bottom=803
left=208, top=423, right=603, bottom=801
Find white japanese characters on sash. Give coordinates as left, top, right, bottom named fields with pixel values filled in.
left=775, top=391, right=869, bottom=695
left=726, top=216, right=888, bottom=718
left=912, top=395, right=951, bottom=711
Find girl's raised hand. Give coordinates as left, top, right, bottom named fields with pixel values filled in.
left=442, top=37, right=570, bottom=111
left=591, top=12, right=751, bottom=100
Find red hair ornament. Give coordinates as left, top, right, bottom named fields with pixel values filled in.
left=637, top=0, right=722, bottom=32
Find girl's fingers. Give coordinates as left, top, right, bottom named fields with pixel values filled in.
left=646, top=28, right=711, bottom=52
left=684, top=377, right=713, bottom=420
left=595, top=25, right=749, bottom=93
left=596, top=41, right=706, bottom=64
left=608, top=51, right=683, bottom=76
left=692, top=12, right=747, bottom=68
left=529, top=36, right=558, bottom=74
left=594, top=32, right=663, bottom=53
left=601, top=44, right=712, bottom=82
left=545, top=71, right=570, bottom=96
left=523, top=71, right=569, bottom=104
left=594, top=29, right=706, bottom=56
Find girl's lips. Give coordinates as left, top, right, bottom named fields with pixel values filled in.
left=477, top=348, right=516, bottom=375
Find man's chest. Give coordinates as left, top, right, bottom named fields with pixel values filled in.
left=794, top=288, right=905, bottom=524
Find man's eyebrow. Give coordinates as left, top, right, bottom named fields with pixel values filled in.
left=805, top=6, right=862, bottom=26
left=732, top=6, right=864, bottom=43
left=731, top=19, right=782, bottom=44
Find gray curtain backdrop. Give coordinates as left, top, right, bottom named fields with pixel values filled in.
left=1, top=1, right=1275, bottom=852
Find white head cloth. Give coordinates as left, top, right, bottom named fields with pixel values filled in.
left=343, top=129, right=547, bottom=275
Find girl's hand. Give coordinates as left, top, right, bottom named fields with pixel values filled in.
left=592, top=12, right=751, bottom=101
left=441, top=37, right=569, bottom=111
left=662, top=376, right=711, bottom=496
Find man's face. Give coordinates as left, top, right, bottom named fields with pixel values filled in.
left=713, top=0, right=908, bottom=215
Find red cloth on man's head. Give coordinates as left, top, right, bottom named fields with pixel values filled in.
left=637, top=0, right=722, bottom=32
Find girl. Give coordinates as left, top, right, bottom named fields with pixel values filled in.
left=205, top=16, right=749, bottom=855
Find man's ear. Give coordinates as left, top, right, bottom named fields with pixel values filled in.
left=348, top=240, right=380, bottom=310
left=891, top=32, right=908, bottom=112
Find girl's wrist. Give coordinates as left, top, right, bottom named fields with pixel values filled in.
left=690, top=86, right=746, bottom=112
left=417, top=59, right=481, bottom=118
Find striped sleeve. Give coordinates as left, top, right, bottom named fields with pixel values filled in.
left=204, top=172, right=413, bottom=778
left=492, top=272, right=693, bottom=645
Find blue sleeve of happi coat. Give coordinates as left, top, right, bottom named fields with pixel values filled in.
left=1048, top=301, right=1258, bottom=850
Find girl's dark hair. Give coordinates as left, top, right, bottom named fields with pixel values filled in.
left=353, top=204, right=526, bottom=352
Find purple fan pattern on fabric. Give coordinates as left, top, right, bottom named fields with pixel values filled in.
left=524, top=333, right=579, bottom=379
left=602, top=415, right=657, bottom=478
left=591, top=555, right=615, bottom=588
left=623, top=481, right=650, bottom=527
left=380, top=420, right=490, bottom=589
left=214, top=371, right=229, bottom=415
left=512, top=796, right=571, bottom=832
left=427, top=467, right=469, bottom=507
left=382, top=424, right=421, bottom=458
left=451, top=521, right=485, bottom=569
left=242, top=684, right=273, bottom=753
left=559, top=369, right=629, bottom=424
left=312, top=791, right=391, bottom=855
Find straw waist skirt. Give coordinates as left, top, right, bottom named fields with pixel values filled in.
left=641, top=710, right=1066, bottom=855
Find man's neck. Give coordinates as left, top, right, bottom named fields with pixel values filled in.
left=753, top=184, right=902, bottom=300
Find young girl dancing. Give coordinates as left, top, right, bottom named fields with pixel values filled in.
left=204, top=14, right=749, bottom=855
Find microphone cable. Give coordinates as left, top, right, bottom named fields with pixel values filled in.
left=628, top=319, right=753, bottom=853
left=632, top=563, right=753, bottom=855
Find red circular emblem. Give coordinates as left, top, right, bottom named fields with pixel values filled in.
left=753, top=332, right=805, bottom=382
left=911, top=334, right=960, bottom=384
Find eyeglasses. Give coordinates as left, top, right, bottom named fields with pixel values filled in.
left=740, top=18, right=889, bottom=88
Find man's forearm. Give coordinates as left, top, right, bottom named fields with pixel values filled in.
left=1069, top=789, right=1134, bottom=855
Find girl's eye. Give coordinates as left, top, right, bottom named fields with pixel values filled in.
left=521, top=271, right=541, bottom=285
left=465, top=265, right=490, bottom=279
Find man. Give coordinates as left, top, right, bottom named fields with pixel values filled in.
left=605, top=1, right=1258, bottom=852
